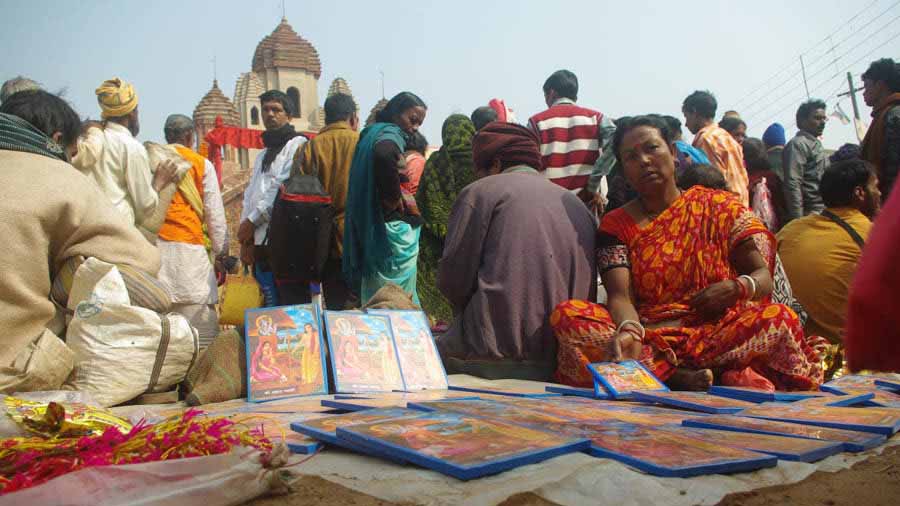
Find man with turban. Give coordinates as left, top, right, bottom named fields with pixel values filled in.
left=436, top=121, right=597, bottom=381
left=73, top=78, right=174, bottom=225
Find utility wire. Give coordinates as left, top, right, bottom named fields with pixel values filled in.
left=733, top=0, right=881, bottom=109
left=740, top=1, right=900, bottom=118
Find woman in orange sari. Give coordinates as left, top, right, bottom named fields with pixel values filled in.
left=552, top=115, right=826, bottom=391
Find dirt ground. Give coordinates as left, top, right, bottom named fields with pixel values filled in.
left=245, top=445, right=900, bottom=506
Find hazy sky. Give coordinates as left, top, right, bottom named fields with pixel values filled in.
left=2, top=0, right=899, bottom=149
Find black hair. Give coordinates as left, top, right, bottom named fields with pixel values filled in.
left=677, top=163, right=728, bottom=191
left=543, top=70, right=578, bottom=101
left=406, top=130, right=428, bottom=155
left=258, top=89, right=294, bottom=117
left=682, top=90, right=717, bottom=119
left=718, top=116, right=747, bottom=134
left=820, top=159, right=875, bottom=208
left=742, top=138, right=771, bottom=173
left=661, top=115, right=683, bottom=138
left=375, top=91, right=427, bottom=124
left=324, top=93, right=356, bottom=124
left=611, top=115, right=673, bottom=164
left=471, top=106, right=498, bottom=131
left=0, top=89, right=81, bottom=147
left=829, top=143, right=862, bottom=164
left=795, top=99, right=826, bottom=125
left=861, top=58, right=900, bottom=93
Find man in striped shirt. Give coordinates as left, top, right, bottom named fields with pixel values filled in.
left=682, top=90, right=749, bottom=206
left=528, top=70, right=612, bottom=207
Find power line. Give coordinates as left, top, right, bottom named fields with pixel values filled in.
left=744, top=20, right=900, bottom=125
left=733, top=0, right=881, bottom=109
left=740, top=1, right=900, bottom=118
left=750, top=33, right=900, bottom=128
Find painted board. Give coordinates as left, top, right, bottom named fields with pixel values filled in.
left=241, top=412, right=326, bottom=454
left=632, top=391, right=755, bottom=414
left=448, top=385, right=563, bottom=398
left=409, top=399, right=575, bottom=428
left=738, top=403, right=900, bottom=435
left=793, top=391, right=875, bottom=408
left=498, top=397, right=707, bottom=425
left=335, top=411, right=590, bottom=480
left=240, top=397, right=336, bottom=414
left=245, top=305, right=328, bottom=402
left=324, top=311, right=405, bottom=393
left=842, top=388, right=900, bottom=409
left=682, top=414, right=886, bottom=453
left=321, top=392, right=478, bottom=412
left=819, top=373, right=900, bottom=395
left=544, top=420, right=776, bottom=477
left=587, top=360, right=668, bottom=399
left=670, top=426, right=843, bottom=462
left=874, top=379, right=900, bottom=392
left=291, top=407, right=424, bottom=460
left=368, top=310, right=448, bottom=390
left=709, top=386, right=827, bottom=403
left=545, top=385, right=610, bottom=399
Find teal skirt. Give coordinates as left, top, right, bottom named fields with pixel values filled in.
left=361, top=221, right=421, bottom=305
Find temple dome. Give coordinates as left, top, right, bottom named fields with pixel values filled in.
left=308, top=106, right=326, bottom=131
left=327, top=77, right=353, bottom=98
left=193, top=80, right=240, bottom=127
left=251, top=18, right=322, bottom=79
left=234, top=72, right=264, bottom=102
left=365, top=98, right=389, bottom=127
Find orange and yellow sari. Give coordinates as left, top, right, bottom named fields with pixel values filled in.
left=552, top=187, right=825, bottom=390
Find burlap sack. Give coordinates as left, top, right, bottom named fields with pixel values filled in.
left=183, top=328, right=247, bottom=406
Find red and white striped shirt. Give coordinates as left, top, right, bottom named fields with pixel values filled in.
left=528, top=98, right=602, bottom=191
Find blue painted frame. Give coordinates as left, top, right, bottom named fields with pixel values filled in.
left=323, top=310, right=406, bottom=394
left=587, top=360, right=669, bottom=400
left=368, top=309, right=449, bottom=391
left=631, top=391, right=752, bottom=414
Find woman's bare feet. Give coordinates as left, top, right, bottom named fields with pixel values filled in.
left=667, top=368, right=714, bottom=391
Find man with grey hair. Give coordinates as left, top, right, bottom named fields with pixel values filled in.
left=156, top=113, right=228, bottom=347
left=0, top=76, right=41, bottom=103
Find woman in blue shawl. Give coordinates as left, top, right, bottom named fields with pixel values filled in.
left=343, top=92, right=428, bottom=305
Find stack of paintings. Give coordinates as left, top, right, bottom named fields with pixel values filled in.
left=668, top=426, right=843, bottom=462
left=368, top=310, right=448, bottom=391
left=245, top=305, right=328, bottom=402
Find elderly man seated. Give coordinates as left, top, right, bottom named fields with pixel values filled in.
left=436, top=121, right=596, bottom=381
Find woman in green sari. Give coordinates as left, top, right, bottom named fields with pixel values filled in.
left=416, top=115, right=476, bottom=323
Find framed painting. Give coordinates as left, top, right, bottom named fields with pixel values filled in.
left=245, top=305, right=328, bottom=402
left=587, top=361, right=668, bottom=399
left=793, top=391, right=875, bottom=408
left=738, top=403, right=900, bottom=436
left=335, top=411, right=590, bottom=480
left=545, top=420, right=776, bottom=478
left=409, top=398, right=575, bottom=428
left=670, top=426, right=843, bottom=462
left=321, top=392, right=478, bottom=412
left=368, top=310, right=448, bottom=391
left=708, top=386, right=827, bottom=403
left=682, top=414, right=886, bottom=452
left=324, top=311, right=405, bottom=393
left=631, top=391, right=755, bottom=414
left=545, top=385, right=610, bottom=399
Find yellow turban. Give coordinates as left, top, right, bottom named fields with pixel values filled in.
left=95, top=78, right=138, bottom=119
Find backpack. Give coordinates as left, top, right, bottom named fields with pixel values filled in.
left=266, top=139, right=335, bottom=282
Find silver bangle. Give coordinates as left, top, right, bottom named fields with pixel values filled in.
left=738, top=275, right=757, bottom=300
left=616, top=319, right=645, bottom=342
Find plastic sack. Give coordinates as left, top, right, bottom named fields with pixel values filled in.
left=0, top=446, right=291, bottom=506
left=219, top=267, right=263, bottom=327
left=139, top=142, right=192, bottom=241
left=65, top=258, right=199, bottom=407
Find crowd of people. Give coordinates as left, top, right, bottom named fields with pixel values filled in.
left=0, top=56, right=898, bottom=397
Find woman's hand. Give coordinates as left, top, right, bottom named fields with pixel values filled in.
left=612, top=331, right=643, bottom=362
left=689, top=280, right=741, bottom=319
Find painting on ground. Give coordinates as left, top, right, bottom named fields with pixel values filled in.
left=336, top=411, right=590, bottom=480
left=245, top=305, right=327, bottom=402
left=325, top=311, right=405, bottom=393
